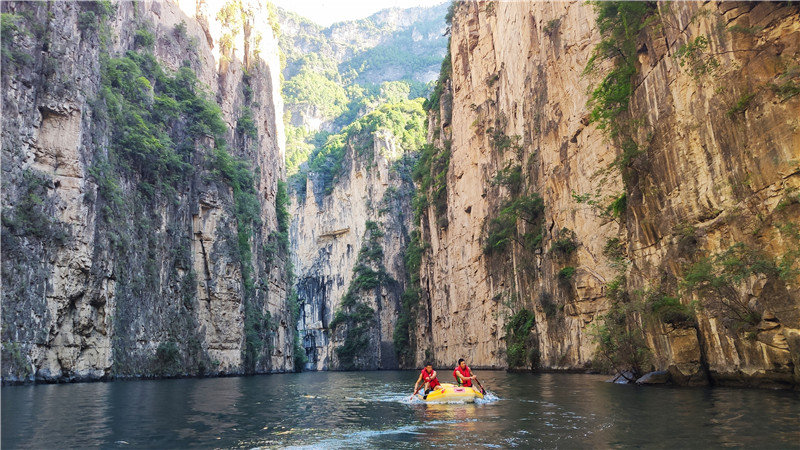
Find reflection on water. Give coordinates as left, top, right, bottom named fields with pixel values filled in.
left=3, top=371, right=799, bottom=449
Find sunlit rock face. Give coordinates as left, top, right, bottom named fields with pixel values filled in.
left=291, top=131, right=415, bottom=371
left=414, top=1, right=799, bottom=388
left=2, top=0, right=292, bottom=382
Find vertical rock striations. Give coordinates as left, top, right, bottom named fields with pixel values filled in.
left=290, top=101, right=422, bottom=370
left=414, top=1, right=799, bottom=388
left=1, top=0, right=292, bottom=383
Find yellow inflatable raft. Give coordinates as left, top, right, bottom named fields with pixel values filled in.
left=417, top=383, right=484, bottom=402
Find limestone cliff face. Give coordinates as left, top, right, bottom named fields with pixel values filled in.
left=416, top=1, right=799, bottom=388
left=291, top=129, right=415, bottom=371
left=1, top=0, right=292, bottom=383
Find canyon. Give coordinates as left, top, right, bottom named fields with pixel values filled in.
left=3, top=1, right=799, bottom=389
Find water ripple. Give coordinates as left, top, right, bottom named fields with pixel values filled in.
left=3, top=371, right=799, bottom=449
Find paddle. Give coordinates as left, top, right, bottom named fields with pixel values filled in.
left=410, top=376, right=429, bottom=400
left=474, top=377, right=486, bottom=395
left=410, top=384, right=423, bottom=400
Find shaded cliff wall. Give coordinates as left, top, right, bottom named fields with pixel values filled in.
left=415, top=1, right=799, bottom=387
left=1, top=0, right=292, bottom=382
left=290, top=114, right=418, bottom=371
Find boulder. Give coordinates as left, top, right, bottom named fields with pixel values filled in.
left=607, top=371, right=637, bottom=384
left=636, top=370, right=671, bottom=385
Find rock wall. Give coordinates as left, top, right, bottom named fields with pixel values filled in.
left=415, top=1, right=799, bottom=388
left=291, top=130, right=415, bottom=371
left=1, top=0, right=292, bottom=383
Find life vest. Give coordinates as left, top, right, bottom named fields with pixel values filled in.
left=453, top=365, right=473, bottom=387
left=421, top=368, right=440, bottom=388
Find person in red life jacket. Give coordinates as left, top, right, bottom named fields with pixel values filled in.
left=414, top=363, right=442, bottom=399
left=453, top=358, right=477, bottom=387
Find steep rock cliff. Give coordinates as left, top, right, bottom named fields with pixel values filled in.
left=414, top=1, right=799, bottom=388
left=290, top=101, right=421, bottom=370
left=1, top=0, right=292, bottom=383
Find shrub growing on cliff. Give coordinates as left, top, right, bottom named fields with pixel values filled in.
left=213, top=145, right=261, bottom=290
left=487, top=124, right=522, bottom=155
left=681, top=242, right=780, bottom=329
left=770, top=65, right=800, bottom=101
left=483, top=194, right=545, bottom=255
left=550, top=228, right=578, bottom=255
left=394, top=230, right=426, bottom=366
left=557, top=266, right=576, bottom=284
left=299, top=99, right=426, bottom=197
left=725, top=92, right=756, bottom=118
left=584, top=1, right=656, bottom=136
left=413, top=141, right=451, bottom=227
left=584, top=1, right=657, bottom=187
left=493, top=164, right=523, bottom=197
left=393, top=286, right=420, bottom=365
left=590, top=301, right=651, bottom=380
left=607, top=193, right=627, bottom=219
left=2, top=13, right=36, bottom=67
left=243, top=305, right=273, bottom=373
left=1, top=342, right=33, bottom=380
left=236, top=107, right=258, bottom=139
left=78, top=11, right=99, bottom=33
left=505, top=309, right=538, bottom=369
left=331, top=222, right=393, bottom=369
left=543, top=18, right=560, bottom=36
left=603, top=237, right=627, bottom=264
left=293, top=332, right=307, bottom=372
left=424, top=41, right=451, bottom=114
left=275, top=180, right=291, bottom=248
left=134, top=27, right=155, bottom=50
left=155, top=340, right=182, bottom=376
left=2, top=170, right=70, bottom=247
left=98, top=50, right=237, bottom=195
left=646, top=293, right=696, bottom=328
left=673, top=35, right=719, bottom=81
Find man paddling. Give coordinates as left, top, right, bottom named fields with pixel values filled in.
left=412, top=363, right=442, bottom=399
left=453, top=358, right=486, bottom=394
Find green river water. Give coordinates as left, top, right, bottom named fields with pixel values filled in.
left=3, top=371, right=799, bottom=448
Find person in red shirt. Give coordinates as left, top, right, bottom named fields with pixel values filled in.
left=453, top=358, right=476, bottom=387
left=413, top=363, right=442, bottom=399
left=454, top=358, right=485, bottom=394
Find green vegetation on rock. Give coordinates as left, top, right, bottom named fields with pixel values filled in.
left=331, top=221, right=395, bottom=370
left=549, top=228, right=578, bottom=256
left=584, top=1, right=657, bottom=186
left=584, top=1, right=656, bottom=136
left=1, top=170, right=70, bottom=246
left=278, top=4, right=447, bottom=196
left=88, top=40, right=274, bottom=375
left=484, top=194, right=545, bottom=255
left=590, top=300, right=652, bottom=380
left=505, top=309, right=538, bottom=369
left=412, top=141, right=451, bottom=228
left=291, top=99, right=426, bottom=198
left=283, top=69, right=349, bottom=120
left=393, top=230, right=426, bottom=366
left=679, top=238, right=800, bottom=330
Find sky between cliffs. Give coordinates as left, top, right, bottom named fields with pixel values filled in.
left=271, top=0, right=446, bottom=26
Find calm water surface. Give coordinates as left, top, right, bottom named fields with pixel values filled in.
left=3, top=371, right=799, bottom=449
